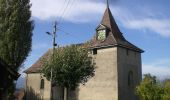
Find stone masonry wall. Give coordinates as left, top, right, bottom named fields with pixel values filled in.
left=117, top=47, right=142, bottom=100
left=69, top=47, right=118, bottom=100
left=25, top=73, right=51, bottom=100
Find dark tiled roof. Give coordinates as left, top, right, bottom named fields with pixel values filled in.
left=90, top=7, right=144, bottom=53
left=24, top=49, right=52, bottom=74
left=24, top=44, right=85, bottom=74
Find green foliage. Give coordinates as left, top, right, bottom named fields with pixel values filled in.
left=5, top=82, right=16, bottom=100
left=0, top=0, right=34, bottom=70
left=162, top=79, right=170, bottom=100
left=0, top=0, right=34, bottom=98
left=42, top=45, right=95, bottom=89
left=136, top=74, right=170, bottom=100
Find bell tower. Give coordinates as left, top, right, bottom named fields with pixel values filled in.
left=75, top=1, right=144, bottom=100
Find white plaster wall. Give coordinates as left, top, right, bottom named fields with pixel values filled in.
left=25, top=73, right=51, bottom=100
left=74, top=47, right=118, bottom=100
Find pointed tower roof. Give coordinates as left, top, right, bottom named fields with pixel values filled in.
left=101, top=6, right=125, bottom=41
left=90, top=5, right=143, bottom=53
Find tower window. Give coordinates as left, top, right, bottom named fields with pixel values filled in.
left=40, top=79, right=45, bottom=89
left=93, top=49, right=97, bottom=55
left=128, top=71, right=133, bottom=87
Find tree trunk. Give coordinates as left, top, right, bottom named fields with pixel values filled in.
left=64, top=87, right=68, bottom=100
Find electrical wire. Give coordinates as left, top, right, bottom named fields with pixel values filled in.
left=53, top=0, right=84, bottom=42
left=60, top=0, right=77, bottom=23
left=57, top=26, right=78, bottom=39
left=58, top=0, right=71, bottom=24
left=56, top=0, right=67, bottom=21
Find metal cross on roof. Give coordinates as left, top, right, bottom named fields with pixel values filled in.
left=107, top=0, right=109, bottom=7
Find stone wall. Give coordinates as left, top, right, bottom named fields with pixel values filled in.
left=25, top=73, right=51, bottom=100
left=117, top=47, right=142, bottom=100
left=69, top=47, right=118, bottom=100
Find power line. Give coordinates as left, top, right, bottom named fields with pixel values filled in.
left=58, top=0, right=71, bottom=24
left=60, top=0, right=77, bottom=23
left=56, top=0, right=67, bottom=21
left=57, top=26, right=78, bottom=39
left=54, top=0, right=84, bottom=42
left=56, top=27, right=86, bottom=46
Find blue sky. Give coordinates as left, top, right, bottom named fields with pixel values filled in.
left=19, top=0, right=170, bottom=81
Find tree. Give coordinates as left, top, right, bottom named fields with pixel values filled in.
left=0, top=0, right=34, bottom=98
left=162, top=79, right=170, bottom=100
left=136, top=74, right=163, bottom=100
left=136, top=74, right=170, bottom=100
left=42, top=44, right=95, bottom=100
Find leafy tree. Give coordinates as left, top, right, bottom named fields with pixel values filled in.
left=136, top=74, right=170, bottom=100
left=0, top=0, right=33, bottom=70
left=162, top=79, right=170, bottom=100
left=136, top=74, right=163, bottom=100
left=0, top=0, right=34, bottom=98
left=42, top=44, right=95, bottom=100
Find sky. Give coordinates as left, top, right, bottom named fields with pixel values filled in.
left=17, top=0, right=170, bottom=87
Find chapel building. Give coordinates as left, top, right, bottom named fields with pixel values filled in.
left=24, top=4, right=144, bottom=100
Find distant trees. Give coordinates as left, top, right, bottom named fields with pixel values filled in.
left=163, top=79, right=170, bottom=100
left=42, top=44, right=95, bottom=100
left=136, top=74, right=170, bottom=100
left=0, top=0, right=34, bottom=98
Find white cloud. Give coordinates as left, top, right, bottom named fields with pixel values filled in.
left=30, top=0, right=170, bottom=37
left=122, top=18, right=170, bottom=37
left=143, top=59, right=170, bottom=80
left=112, top=6, right=170, bottom=37
left=30, top=0, right=105, bottom=22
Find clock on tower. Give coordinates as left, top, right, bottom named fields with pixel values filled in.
left=97, top=29, right=106, bottom=40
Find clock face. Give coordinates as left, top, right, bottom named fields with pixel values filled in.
left=98, top=30, right=106, bottom=40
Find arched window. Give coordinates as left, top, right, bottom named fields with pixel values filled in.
left=128, top=71, right=133, bottom=87
left=40, top=79, right=45, bottom=89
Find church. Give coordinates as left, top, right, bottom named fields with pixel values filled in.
left=24, top=3, right=144, bottom=100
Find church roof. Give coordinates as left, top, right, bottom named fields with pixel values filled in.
left=90, top=7, right=144, bottom=53
left=24, top=49, right=52, bottom=73
left=24, top=44, right=84, bottom=74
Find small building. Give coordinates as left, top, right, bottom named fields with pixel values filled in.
left=24, top=4, right=144, bottom=100
left=24, top=50, right=52, bottom=99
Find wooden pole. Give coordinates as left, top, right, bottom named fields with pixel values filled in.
left=64, top=87, right=68, bottom=100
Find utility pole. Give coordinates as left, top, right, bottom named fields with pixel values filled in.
left=46, top=21, right=57, bottom=100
